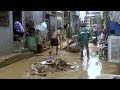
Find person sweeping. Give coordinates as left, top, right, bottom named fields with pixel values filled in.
left=49, top=27, right=63, bottom=55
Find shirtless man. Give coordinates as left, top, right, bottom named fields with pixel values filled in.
left=49, top=27, right=63, bottom=55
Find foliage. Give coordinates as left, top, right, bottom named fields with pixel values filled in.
left=98, top=16, right=105, bottom=30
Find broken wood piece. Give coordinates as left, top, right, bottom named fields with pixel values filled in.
left=36, top=54, right=44, bottom=56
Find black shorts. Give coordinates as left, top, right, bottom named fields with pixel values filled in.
left=50, top=38, right=59, bottom=46
left=16, top=31, right=24, bottom=37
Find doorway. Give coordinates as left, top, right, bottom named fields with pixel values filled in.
left=45, top=14, right=50, bottom=40
left=13, top=11, right=22, bottom=41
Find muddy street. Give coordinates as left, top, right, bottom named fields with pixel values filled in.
left=0, top=43, right=119, bottom=79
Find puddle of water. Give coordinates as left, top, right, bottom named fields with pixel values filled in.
left=81, top=55, right=102, bottom=79
left=87, top=57, right=102, bottom=79
left=0, top=42, right=119, bottom=79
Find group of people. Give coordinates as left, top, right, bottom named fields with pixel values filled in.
left=49, top=23, right=91, bottom=60
left=15, top=18, right=107, bottom=60
left=14, top=18, right=34, bottom=50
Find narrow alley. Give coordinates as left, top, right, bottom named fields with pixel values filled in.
left=0, top=42, right=119, bottom=79
left=0, top=11, right=120, bottom=79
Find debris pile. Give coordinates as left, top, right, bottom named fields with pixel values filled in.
left=54, top=59, right=71, bottom=71
left=26, top=59, right=72, bottom=78
left=28, top=63, right=49, bottom=77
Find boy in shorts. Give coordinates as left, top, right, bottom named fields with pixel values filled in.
left=49, top=27, right=63, bottom=55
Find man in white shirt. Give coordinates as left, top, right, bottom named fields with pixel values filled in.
left=49, top=27, right=63, bottom=55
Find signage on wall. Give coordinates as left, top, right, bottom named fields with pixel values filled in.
left=0, top=11, right=9, bottom=26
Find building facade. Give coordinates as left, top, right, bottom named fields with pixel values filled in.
left=0, top=11, right=14, bottom=55
left=0, top=11, right=80, bottom=55
left=0, top=11, right=45, bottom=55
left=44, top=11, right=57, bottom=39
left=69, top=11, right=80, bottom=37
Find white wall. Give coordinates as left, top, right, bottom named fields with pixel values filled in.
left=79, top=11, right=86, bottom=21
left=22, top=11, right=25, bottom=30
left=0, top=11, right=14, bottom=54
left=76, top=11, right=80, bottom=16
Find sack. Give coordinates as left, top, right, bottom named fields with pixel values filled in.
left=26, top=36, right=37, bottom=51
left=67, top=43, right=80, bottom=52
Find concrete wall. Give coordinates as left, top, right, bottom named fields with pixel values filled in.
left=76, top=11, right=80, bottom=16
left=57, top=12, right=64, bottom=28
left=0, top=11, right=14, bottom=55
left=32, top=11, right=43, bottom=25
left=22, top=11, right=25, bottom=30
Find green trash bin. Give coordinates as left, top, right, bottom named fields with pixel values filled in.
left=26, top=36, right=37, bottom=51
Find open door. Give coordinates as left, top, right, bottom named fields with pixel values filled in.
left=13, top=11, right=22, bottom=41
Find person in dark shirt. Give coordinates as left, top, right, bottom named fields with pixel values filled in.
left=77, top=24, right=91, bottom=60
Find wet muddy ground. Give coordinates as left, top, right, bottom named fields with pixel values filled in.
left=0, top=43, right=119, bottom=79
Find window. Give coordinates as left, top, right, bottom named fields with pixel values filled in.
left=50, top=15, right=56, bottom=29
left=0, top=11, right=9, bottom=26
left=57, top=20, right=62, bottom=28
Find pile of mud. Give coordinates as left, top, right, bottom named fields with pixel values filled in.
left=25, top=59, right=72, bottom=78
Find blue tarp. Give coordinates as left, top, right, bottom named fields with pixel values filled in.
left=109, top=20, right=120, bottom=31
left=109, top=20, right=116, bottom=30
left=109, top=20, right=120, bottom=35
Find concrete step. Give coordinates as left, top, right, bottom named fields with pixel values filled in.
left=0, top=52, right=34, bottom=68
left=14, top=48, right=31, bottom=53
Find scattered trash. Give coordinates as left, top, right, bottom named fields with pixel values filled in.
left=36, top=54, right=44, bottom=56
left=71, top=65, right=79, bottom=69
left=74, top=62, right=77, bottom=64
left=40, top=61, right=47, bottom=65
left=113, top=76, right=120, bottom=79
left=27, top=58, right=77, bottom=78
left=46, top=56, right=53, bottom=63
left=40, top=60, right=54, bottom=65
